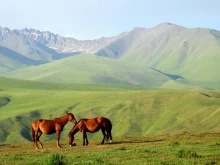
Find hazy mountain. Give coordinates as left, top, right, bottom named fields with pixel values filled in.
left=0, top=45, right=47, bottom=74
left=96, top=23, right=220, bottom=88
left=0, top=26, right=124, bottom=73
left=0, top=23, right=219, bottom=89
left=0, top=26, right=126, bottom=55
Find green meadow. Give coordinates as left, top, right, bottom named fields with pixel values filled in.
left=0, top=77, right=220, bottom=164
left=0, top=134, right=220, bottom=165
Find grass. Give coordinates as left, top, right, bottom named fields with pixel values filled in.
left=0, top=134, right=220, bottom=165
left=0, top=77, right=220, bottom=164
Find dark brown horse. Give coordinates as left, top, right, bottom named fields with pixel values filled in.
left=68, top=117, right=112, bottom=146
left=31, top=113, right=77, bottom=149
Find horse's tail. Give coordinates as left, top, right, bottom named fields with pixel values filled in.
left=106, top=119, right=112, bottom=142
left=31, top=120, right=39, bottom=142
left=31, top=123, right=35, bottom=142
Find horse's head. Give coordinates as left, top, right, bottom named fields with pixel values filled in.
left=67, top=113, right=77, bottom=124
left=68, top=132, right=74, bottom=146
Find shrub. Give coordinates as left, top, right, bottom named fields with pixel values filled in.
left=142, top=148, right=150, bottom=153
left=168, top=140, right=180, bottom=146
left=46, top=152, right=65, bottom=165
left=175, top=149, right=199, bottom=158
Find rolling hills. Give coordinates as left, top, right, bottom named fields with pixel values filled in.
left=2, top=54, right=172, bottom=87
left=0, top=78, right=219, bottom=144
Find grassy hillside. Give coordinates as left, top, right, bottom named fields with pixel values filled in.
left=2, top=54, right=172, bottom=87
left=159, top=80, right=206, bottom=90
left=0, top=45, right=47, bottom=74
left=119, top=25, right=220, bottom=89
left=0, top=78, right=219, bottom=145
left=0, top=77, right=146, bottom=91
left=96, top=23, right=220, bottom=89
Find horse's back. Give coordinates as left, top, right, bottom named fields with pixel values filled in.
left=31, top=119, right=56, bottom=134
left=95, top=117, right=112, bottom=130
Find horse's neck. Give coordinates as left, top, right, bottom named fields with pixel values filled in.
left=56, top=115, right=69, bottom=126
left=70, top=124, right=80, bottom=134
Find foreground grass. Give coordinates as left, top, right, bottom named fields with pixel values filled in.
left=0, top=134, right=220, bottom=165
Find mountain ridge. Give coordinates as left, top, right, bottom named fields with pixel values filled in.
left=0, top=26, right=127, bottom=54
left=0, top=23, right=219, bottom=89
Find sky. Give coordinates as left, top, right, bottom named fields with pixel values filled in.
left=0, top=0, right=220, bottom=40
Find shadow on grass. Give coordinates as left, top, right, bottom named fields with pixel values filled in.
left=105, top=139, right=165, bottom=145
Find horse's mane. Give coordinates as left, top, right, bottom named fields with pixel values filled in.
left=68, top=118, right=86, bottom=135
left=77, top=118, right=87, bottom=123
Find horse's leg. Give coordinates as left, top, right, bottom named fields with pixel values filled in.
left=105, top=129, right=112, bottom=143
left=109, top=131, right=113, bottom=143
left=34, top=131, right=39, bottom=149
left=31, top=126, right=37, bottom=149
left=82, top=132, right=85, bottom=145
left=37, top=132, right=43, bottom=148
left=56, top=131, right=61, bottom=148
left=85, top=134, right=89, bottom=145
left=82, top=130, right=88, bottom=145
left=101, top=128, right=106, bottom=144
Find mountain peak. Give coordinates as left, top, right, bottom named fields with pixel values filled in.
left=154, top=22, right=179, bottom=28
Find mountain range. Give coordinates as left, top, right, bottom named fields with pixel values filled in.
left=0, top=23, right=219, bottom=89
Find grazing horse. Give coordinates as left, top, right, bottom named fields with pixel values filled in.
left=31, top=113, right=77, bottom=149
left=68, top=117, right=112, bottom=146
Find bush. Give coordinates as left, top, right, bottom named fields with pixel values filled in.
left=46, top=152, right=65, bottom=165
left=175, top=149, right=199, bottom=158
left=168, top=140, right=180, bottom=146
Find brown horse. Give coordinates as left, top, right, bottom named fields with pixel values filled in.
left=31, top=113, right=77, bottom=149
left=68, top=117, right=112, bottom=146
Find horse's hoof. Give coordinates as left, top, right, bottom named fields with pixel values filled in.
left=70, top=143, right=76, bottom=147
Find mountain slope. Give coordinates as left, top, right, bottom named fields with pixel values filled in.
left=121, top=25, right=220, bottom=88
left=96, top=23, right=220, bottom=88
left=2, top=54, right=172, bottom=87
left=0, top=31, right=56, bottom=61
left=0, top=26, right=126, bottom=55
left=0, top=45, right=47, bottom=74
left=96, top=27, right=145, bottom=59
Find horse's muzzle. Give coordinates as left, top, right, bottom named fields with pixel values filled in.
left=69, top=143, right=76, bottom=147
left=72, top=120, right=77, bottom=124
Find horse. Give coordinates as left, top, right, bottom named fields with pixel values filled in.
left=68, top=117, right=112, bottom=146
left=31, top=113, right=77, bottom=149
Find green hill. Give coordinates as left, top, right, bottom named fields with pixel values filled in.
left=0, top=45, right=46, bottom=74
left=97, top=23, right=220, bottom=89
left=120, top=25, right=220, bottom=89
left=0, top=77, right=146, bottom=91
left=2, top=54, right=172, bottom=87
left=0, top=78, right=220, bottom=144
